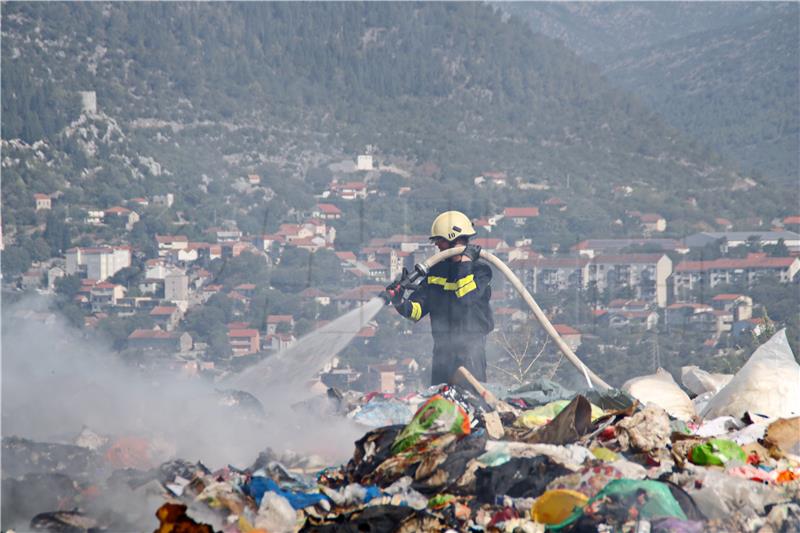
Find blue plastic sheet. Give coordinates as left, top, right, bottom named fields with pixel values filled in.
left=244, top=477, right=328, bottom=509
left=244, top=476, right=382, bottom=509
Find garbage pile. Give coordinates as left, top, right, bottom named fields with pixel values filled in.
left=5, top=331, right=800, bottom=532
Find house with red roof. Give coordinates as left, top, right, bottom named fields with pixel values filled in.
left=33, top=193, right=51, bottom=211
left=228, top=328, right=260, bottom=356
left=105, top=206, right=140, bottom=230
left=266, top=314, right=294, bottom=335
left=313, top=203, right=342, bottom=220
left=149, top=305, right=182, bottom=331
left=128, top=329, right=192, bottom=353
left=338, top=181, right=368, bottom=200
left=553, top=324, right=582, bottom=351
left=503, top=207, right=540, bottom=226
left=155, top=235, right=188, bottom=257
left=89, top=282, right=126, bottom=310
left=665, top=303, right=717, bottom=333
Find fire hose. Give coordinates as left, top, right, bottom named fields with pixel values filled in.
left=386, top=246, right=611, bottom=391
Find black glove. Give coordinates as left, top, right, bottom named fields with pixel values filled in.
left=380, top=268, right=409, bottom=305
left=462, top=244, right=482, bottom=262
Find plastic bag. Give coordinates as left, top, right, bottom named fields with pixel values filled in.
left=514, top=399, right=604, bottom=429
left=701, top=329, right=800, bottom=420
left=623, top=368, right=696, bottom=421
left=680, top=366, right=732, bottom=396
left=688, top=439, right=746, bottom=466
left=531, top=489, right=588, bottom=524
left=391, top=395, right=470, bottom=454
left=550, top=479, right=687, bottom=530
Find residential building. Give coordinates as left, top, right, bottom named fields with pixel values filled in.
left=356, top=154, right=374, bottom=171
left=66, top=246, right=131, bottom=281
left=33, top=193, right=51, bottom=211
left=228, top=328, right=260, bottom=356
left=710, top=294, right=753, bottom=322
left=152, top=193, right=174, bottom=207
left=127, top=329, right=192, bottom=353
left=665, top=303, right=716, bottom=333
left=313, top=203, right=342, bottom=220
left=338, top=181, right=367, bottom=200
left=673, top=254, right=800, bottom=298
left=85, top=210, right=105, bottom=225
left=104, top=206, right=140, bottom=230
left=553, top=324, right=582, bottom=351
left=572, top=238, right=686, bottom=258
left=247, top=174, right=261, bottom=185
left=588, top=254, right=672, bottom=308
left=164, top=271, right=189, bottom=308
left=266, top=314, right=294, bottom=335
left=89, top=282, right=125, bottom=310
left=503, top=207, right=540, bottom=226
left=47, top=265, right=65, bottom=291
left=149, top=305, right=182, bottom=331
left=637, top=213, right=667, bottom=234
left=264, top=333, right=296, bottom=352
left=684, top=231, right=800, bottom=252
left=509, top=256, right=591, bottom=293
left=21, top=269, right=44, bottom=290
left=299, top=287, right=331, bottom=306
left=155, top=235, right=188, bottom=257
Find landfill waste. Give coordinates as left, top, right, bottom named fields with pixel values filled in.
left=701, top=328, right=800, bottom=420
left=688, top=438, right=747, bottom=466
left=623, top=368, right=696, bottom=421
left=680, top=365, right=732, bottom=396
left=4, top=331, right=800, bottom=532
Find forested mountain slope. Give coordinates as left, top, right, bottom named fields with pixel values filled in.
left=2, top=3, right=783, bottom=245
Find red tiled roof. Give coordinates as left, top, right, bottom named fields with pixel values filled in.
left=544, top=197, right=566, bottom=206
left=335, top=251, right=357, bottom=262
left=93, top=281, right=116, bottom=289
left=150, top=306, right=178, bottom=316
left=712, top=293, right=745, bottom=301
left=33, top=193, right=50, bottom=200
left=228, top=329, right=259, bottom=338
left=105, top=206, right=131, bottom=215
left=235, top=283, right=256, bottom=290
left=341, top=182, right=366, bottom=190
left=316, top=203, right=342, bottom=214
left=504, top=207, right=540, bottom=218
left=782, top=216, right=800, bottom=225
left=128, top=329, right=177, bottom=339
left=592, top=254, right=665, bottom=264
left=553, top=324, right=580, bottom=335
left=675, top=256, right=797, bottom=272
left=267, top=315, right=293, bottom=323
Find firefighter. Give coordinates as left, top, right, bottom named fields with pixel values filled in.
left=386, top=211, right=494, bottom=385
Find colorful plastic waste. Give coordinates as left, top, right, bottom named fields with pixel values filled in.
left=531, top=489, right=588, bottom=524
left=514, top=399, right=604, bottom=428
left=391, top=394, right=471, bottom=454
left=688, top=439, right=746, bottom=466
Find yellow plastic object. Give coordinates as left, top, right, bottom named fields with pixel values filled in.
left=591, top=447, right=619, bottom=462
left=531, top=489, right=589, bottom=524
left=515, top=400, right=605, bottom=428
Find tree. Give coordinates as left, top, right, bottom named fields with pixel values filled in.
left=55, top=274, right=83, bottom=300
left=1, top=246, right=32, bottom=277
left=488, top=325, right=557, bottom=386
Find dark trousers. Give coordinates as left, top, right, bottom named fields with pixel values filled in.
left=431, top=334, right=487, bottom=385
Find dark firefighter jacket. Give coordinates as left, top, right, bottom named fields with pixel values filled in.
left=394, top=259, right=494, bottom=383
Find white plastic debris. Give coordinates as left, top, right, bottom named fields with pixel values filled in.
left=623, top=368, right=696, bottom=421
left=701, top=329, right=800, bottom=420
left=681, top=365, right=732, bottom=396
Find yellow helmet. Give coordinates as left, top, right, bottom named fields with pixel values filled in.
left=430, top=210, right=476, bottom=241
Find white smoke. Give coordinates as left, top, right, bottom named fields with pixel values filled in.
left=1, top=296, right=363, bottom=469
